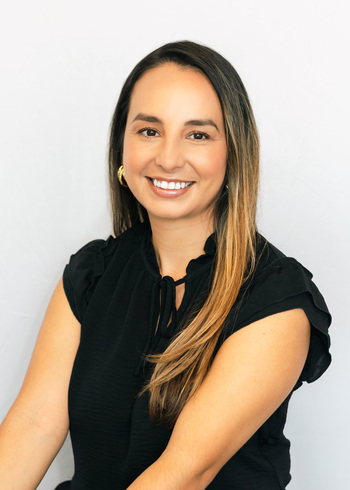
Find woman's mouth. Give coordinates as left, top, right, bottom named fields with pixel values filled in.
left=150, top=178, right=194, bottom=190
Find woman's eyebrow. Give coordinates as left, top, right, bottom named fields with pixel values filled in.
left=132, top=113, right=219, bottom=132
left=184, top=119, right=219, bottom=131
left=132, top=113, right=161, bottom=124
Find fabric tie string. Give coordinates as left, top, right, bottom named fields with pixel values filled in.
left=134, top=275, right=186, bottom=375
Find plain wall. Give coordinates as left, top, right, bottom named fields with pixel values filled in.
left=0, top=0, right=349, bottom=488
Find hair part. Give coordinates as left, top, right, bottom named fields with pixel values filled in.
left=108, top=40, right=260, bottom=427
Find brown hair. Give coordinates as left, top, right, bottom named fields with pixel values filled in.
left=109, top=41, right=259, bottom=427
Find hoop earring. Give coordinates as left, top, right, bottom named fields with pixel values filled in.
left=117, top=165, right=128, bottom=187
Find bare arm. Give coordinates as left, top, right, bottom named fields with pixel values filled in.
left=128, top=308, right=311, bottom=489
left=0, top=278, right=80, bottom=490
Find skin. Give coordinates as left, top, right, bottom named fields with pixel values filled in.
left=0, top=63, right=311, bottom=489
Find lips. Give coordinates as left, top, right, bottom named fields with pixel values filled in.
left=150, top=178, right=194, bottom=190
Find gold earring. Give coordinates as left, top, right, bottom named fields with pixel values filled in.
left=117, top=165, right=128, bottom=187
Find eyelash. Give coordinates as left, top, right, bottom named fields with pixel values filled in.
left=188, top=131, right=210, bottom=140
left=138, top=127, right=159, bottom=138
left=137, top=127, right=210, bottom=140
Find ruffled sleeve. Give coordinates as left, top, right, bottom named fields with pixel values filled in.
left=226, top=248, right=331, bottom=386
left=63, top=236, right=119, bottom=323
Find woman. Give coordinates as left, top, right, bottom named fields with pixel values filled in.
left=0, top=41, right=331, bottom=489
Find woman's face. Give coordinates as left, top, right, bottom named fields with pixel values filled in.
left=122, top=63, right=227, bottom=229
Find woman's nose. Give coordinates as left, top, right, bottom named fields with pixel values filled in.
left=155, top=138, right=185, bottom=172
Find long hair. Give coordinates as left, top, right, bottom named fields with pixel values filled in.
left=109, top=41, right=260, bottom=427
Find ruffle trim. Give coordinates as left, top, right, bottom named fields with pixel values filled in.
left=63, top=235, right=119, bottom=323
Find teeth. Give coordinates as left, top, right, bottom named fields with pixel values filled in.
left=152, top=179, right=192, bottom=190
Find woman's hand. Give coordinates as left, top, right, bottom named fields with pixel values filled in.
left=0, top=278, right=80, bottom=490
left=127, top=308, right=310, bottom=489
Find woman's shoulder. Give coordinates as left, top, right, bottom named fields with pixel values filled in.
left=62, top=223, right=148, bottom=322
left=240, top=233, right=330, bottom=323
left=254, top=233, right=309, bottom=275
left=65, top=222, right=148, bottom=273
left=248, top=234, right=324, bottom=301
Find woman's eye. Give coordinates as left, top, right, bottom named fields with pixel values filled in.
left=139, top=128, right=159, bottom=137
left=188, top=132, right=209, bottom=140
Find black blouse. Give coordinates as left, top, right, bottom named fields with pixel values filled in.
left=60, top=222, right=331, bottom=489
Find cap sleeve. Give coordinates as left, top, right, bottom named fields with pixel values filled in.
left=227, top=256, right=332, bottom=385
left=63, top=236, right=118, bottom=323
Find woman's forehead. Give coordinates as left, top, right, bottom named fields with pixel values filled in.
left=127, top=63, right=224, bottom=126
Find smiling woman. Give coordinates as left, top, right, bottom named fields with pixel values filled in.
left=0, top=41, right=331, bottom=490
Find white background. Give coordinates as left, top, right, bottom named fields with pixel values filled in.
left=0, top=0, right=349, bottom=488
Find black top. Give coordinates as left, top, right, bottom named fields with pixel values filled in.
left=61, top=222, right=331, bottom=489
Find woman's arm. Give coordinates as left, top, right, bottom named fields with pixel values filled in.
left=0, top=278, right=80, bottom=490
left=128, top=308, right=310, bottom=490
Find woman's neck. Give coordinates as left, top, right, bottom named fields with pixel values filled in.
left=149, top=216, right=214, bottom=281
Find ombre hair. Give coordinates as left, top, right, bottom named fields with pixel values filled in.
left=108, top=41, right=259, bottom=427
